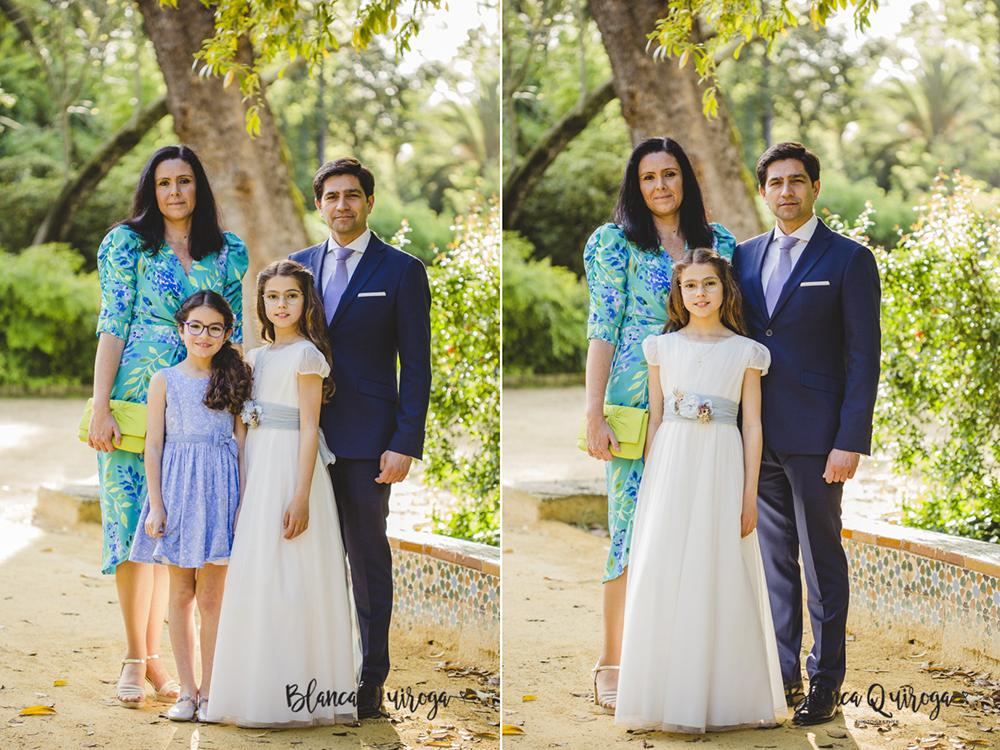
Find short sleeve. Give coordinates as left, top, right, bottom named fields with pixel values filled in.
left=297, top=344, right=331, bottom=378
left=642, top=335, right=660, bottom=366
left=710, top=223, right=736, bottom=261
left=96, top=226, right=140, bottom=340
left=747, top=340, right=771, bottom=375
left=245, top=346, right=262, bottom=369
left=221, top=232, right=249, bottom=344
left=584, top=224, right=629, bottom=344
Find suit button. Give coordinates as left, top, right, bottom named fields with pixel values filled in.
left=765, top=329, right=773, bottom=337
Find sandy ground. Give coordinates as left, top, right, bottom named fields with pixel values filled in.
left=500, top=386, right=1000, bottom=750
left=0, top=399, right=499, bottom=750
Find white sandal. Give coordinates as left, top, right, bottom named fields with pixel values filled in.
left=591, top=663, right=619, bottom=714
left=116, top=658, right=146, bottom=709
left=144, top=654, right=181, bottom=702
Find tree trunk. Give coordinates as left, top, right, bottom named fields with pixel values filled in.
left=587, top=0, right=763, bottom=242
left=32, top=95, right=170, bottom=246
left=135, top=0, right=310, bottom=340
left=503, top=76, right=616, bottom=229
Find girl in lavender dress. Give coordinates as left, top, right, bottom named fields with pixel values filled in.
left=129, top=290, right=252, bottom=722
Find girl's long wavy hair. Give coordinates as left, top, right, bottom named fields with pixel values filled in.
left=174, top=291, right=252, bottom=415
left=664, top=248, right=747, bottom=335
left=117, top=145, right=224, bottom=261
left=255, top=260, right=336, bottom=402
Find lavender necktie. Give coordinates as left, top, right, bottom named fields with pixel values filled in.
left=324, top=246, right=354, bottom=325
left=764, top=234, right=799, bottom=316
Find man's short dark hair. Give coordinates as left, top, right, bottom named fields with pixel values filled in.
left=313, top=157, right=376, bottom=201
left=756, top=142, right=821, bottom=187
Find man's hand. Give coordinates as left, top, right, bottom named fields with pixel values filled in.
left=823, top=449, right=860, bottom=484
left=376, top=450, right=413, bottom=484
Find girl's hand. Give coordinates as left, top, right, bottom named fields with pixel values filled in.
left=87, top=406, right=122, bottom=453
left=740, top=494, right=758, bottom=538
left=283, top=494, right=309, bottom=540
left=586, top=413, right=619, bottom=461
left=145, top=506, right=167, bottom=538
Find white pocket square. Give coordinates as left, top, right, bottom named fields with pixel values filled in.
left=357, top=291, right=386, bottom=297
left=800, top=280, right=830, bottom=287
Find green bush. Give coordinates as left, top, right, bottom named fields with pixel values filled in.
left=503, top=232, right=589, bottom=376
left=875, top=172, right=1000, bottom=543
left=815, top=171, right=915, bottom=252
left=423, top=199, right=500, bottom=546
left=0, top=244, right=100, bottom=386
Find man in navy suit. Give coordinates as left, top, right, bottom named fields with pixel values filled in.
left=732, top=142, right=880, bottom=725
left=289, top=157, right=431, bottom=719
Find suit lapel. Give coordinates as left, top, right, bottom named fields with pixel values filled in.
left=768, top=219, right=834, bottom=322
left=748, top=231, right=773, bottom=317
left=330, top=233, right=387, bottom=327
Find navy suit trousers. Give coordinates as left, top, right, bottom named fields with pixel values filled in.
left=327, top=458, right=393, bottom=686
left=756, top=446, right=849, bottom=692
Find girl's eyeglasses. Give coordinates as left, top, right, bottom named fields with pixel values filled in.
left=680, top=278, right=721, bottom=294
left=182, top=321, right=229, bottom=338
left=263, top=291, right=304, bottom=305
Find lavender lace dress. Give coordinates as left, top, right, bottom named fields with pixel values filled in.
left=129, top=367, right=239, bottom=567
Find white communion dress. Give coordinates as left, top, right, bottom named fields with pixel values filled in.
left=614, top=332, right=787, bottom=733
left=207, top=340, right=361, bottom=727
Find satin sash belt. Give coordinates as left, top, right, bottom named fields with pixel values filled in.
left=255, top=400, right=337, bottom=466
left=661, top=392, right=739, bottom=425
left=165, top=432, right=238, bottom=458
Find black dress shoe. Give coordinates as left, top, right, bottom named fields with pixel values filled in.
left=792, top=684, right=839, bottom=725
left=356, top=681, right=387, bottom=720
left=784, top=679, right=805, bottom=708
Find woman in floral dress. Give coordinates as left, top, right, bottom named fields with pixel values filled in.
left=583, top=137, right=735, bottom=712
left=86, top=145, right=248, bottom=708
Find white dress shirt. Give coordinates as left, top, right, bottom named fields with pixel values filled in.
left=761, top=214, right=819, bottom=291
left=321, top=228, right=371, bottom=294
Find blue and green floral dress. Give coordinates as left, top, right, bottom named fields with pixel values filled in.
left=95, top=225, right=248, bottom=574
left=584, top=222, right=735, bottom=582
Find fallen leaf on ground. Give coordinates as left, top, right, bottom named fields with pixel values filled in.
left=19, top=706, right=56, bottom=715
left=522, top=695, right=537, bottom=701
left=827, top=729, right=847, bottom=739
left=501, top=725, right=525, bottom=735
left=53, top=680, right=68, bottom=686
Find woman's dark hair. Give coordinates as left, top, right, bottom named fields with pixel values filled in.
left=664, top=248, right=747, bottom=335
left=612, top=136, right=714, bottom=252
left=174, top=291, right=252, bottom=415
left=118, top=145, right=225, bottom=261
left=255, top=260, right=336, bottom=402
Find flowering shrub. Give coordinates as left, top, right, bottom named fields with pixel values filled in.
left=423, top=199, right=500, bottom=545
left=876, top=173, right=1000, bottom=542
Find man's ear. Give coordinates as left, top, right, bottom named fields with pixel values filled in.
left=812, top=180, right=821, bottom=200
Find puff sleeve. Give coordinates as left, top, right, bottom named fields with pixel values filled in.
left=747, top=340, right=771, bottom=376
left=221, top=232, right=249, bottom=344
left=297, top=344, right=331, bottom=378
left=96, top=226, right=142, bottom=341
left=710, top=223, right=736, bottom=261
left=584, top=224, right=629, bottom=345
left=641, top=335, right=660, bottom=366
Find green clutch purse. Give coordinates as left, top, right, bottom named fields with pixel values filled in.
left=78, top=398, right=147, bottom=453
left=577, top=404, right=650, bottom=461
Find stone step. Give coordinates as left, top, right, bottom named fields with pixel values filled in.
left=502, top=479, right=608, bottom=528
left=35, top=482, right=101, bottom=527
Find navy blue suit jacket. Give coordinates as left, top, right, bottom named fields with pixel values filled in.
left=732, top=219, right=881, bottom=456
left=289, top=233, right=431, bottom=461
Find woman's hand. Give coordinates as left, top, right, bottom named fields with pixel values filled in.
left=740, top=493, right=758, bottom=538
left=87, top=405, right=122, bottom=453
left=283, top=493, right=309, bottom=540
left=145, top=505, right=167, bottom=538
left=586, top=412, right=619, bottom=461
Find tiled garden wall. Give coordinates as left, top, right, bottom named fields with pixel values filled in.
left=388, top=530, right=499, bottom=668
left=843, top=517, right=1000, bottom=664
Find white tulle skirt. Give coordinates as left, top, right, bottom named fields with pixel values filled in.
left=614, top=420, right=787, bottom=733
left=205, top=426, right=361, bottom=727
